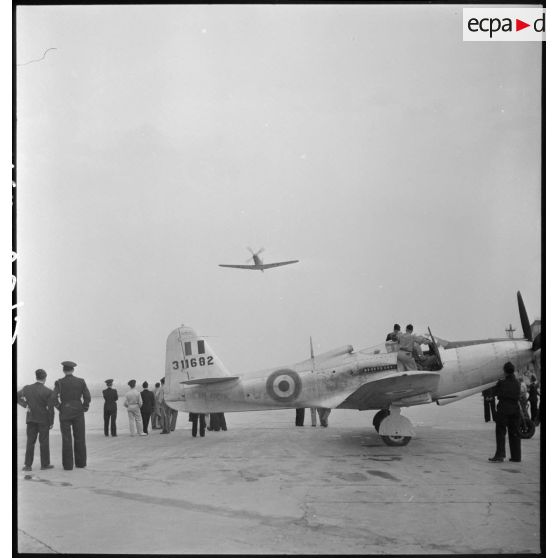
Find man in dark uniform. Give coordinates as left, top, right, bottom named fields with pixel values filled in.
left=489, top=362, right=521, bottom=463
left=140, top=381, right=155, bottom=434
left=102, top=379, right=118, bottom=437
left=51, top=361, right=91, bottom=470
left=17, top=369, right=55, bottom=471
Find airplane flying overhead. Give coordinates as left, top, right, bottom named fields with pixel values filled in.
left=162, top=292, right=541, bottom=447
left=219, top=247, right=299, bottom=271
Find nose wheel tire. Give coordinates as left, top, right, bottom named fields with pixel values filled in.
left=381, top=435, right=411, bottom=447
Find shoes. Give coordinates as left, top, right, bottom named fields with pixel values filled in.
left=160, top=431, right=170, bottom=434
left=140, top=433, right=148, bottom=436
left=76, top=465, right=86, bottom=468
left=488, top=457, right=504, bottom=462
left=40, top=465, right=54, bottom=470
left=22, top=466, right=32, bottom=471
left=509, top=458, right=521, bottom=462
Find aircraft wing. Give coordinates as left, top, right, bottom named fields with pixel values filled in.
left=336, top=372, right=441, bottom=410
left=259, top=260, right=299, bottom=269
left=218, top=264, right=261, bottom=270
left=442, top=338, right=509, bottom=349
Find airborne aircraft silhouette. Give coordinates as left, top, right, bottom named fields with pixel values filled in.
left=219, top=247, right=299, bottom=272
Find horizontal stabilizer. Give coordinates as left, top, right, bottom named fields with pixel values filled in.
left=181, top=376, right=239, bottom=385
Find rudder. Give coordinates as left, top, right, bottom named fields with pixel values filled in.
left=165, top=327, right=232, bottom=397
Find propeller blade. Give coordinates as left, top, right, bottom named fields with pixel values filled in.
left=247, top=247, right=255, bottom=255
left=256, top=247, right=264, bottom=256
left=517, top=291, right=532, bottom=342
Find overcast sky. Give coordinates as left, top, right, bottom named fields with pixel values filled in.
left=15, top=4, right=541, bottom=386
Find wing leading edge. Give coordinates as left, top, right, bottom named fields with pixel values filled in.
left=219, top=260, right=299, bottom=270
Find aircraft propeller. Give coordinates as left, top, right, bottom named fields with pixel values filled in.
left=246, top=247, right=264, bottom=262
left=517, top=291, right=532, bottom=342
left=517, top=290, right=541, bottom=353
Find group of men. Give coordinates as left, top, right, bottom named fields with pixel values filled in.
left=17, top=361, right=90, bottom=471
left=104, top=376, right=180, bottom=437
left=386, top=323, right=439, bottom=371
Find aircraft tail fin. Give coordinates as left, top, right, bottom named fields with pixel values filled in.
left=165, top=327, right=232, bottom=397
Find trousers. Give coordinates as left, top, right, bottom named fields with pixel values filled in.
left=318, top=407, right=331, bottom=427
left=60, top=414, right=86, bottom=470
left=484, top=399, right=496, bottom=422
left=141, top=410, right=152, bottom=434
left=495, top=412, right=521, bottom=461
left=127, top=406, right=143, bottom=435
left=104, top=408, right=117, bottom=436
left=160, top=402, right=171, bottom=433
left=25, top=422, right=50, bottom=467
left=191, top=413, right=206, bottom=437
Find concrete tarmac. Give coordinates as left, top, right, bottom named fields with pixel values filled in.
left=17, top=396, right=541, bottom=554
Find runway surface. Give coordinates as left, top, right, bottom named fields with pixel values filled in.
left=17, top=396, right=541, bottom=554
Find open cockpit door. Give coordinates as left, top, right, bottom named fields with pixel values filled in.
left=427, top=327, right=444, bottom=370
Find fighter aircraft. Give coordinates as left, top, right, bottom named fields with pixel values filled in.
left=163, top=292, right=541, bottom=447
left=219, top=247, right=299, bottom=271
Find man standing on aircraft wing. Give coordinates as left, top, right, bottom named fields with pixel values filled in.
left=397, top=324, right=430, bottom=371
left=489, top=362, right=522, bottom=463
left=386, top=324, right=401, bottom=342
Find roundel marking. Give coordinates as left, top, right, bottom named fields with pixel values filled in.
left=266, top=369, right=302, bottom=403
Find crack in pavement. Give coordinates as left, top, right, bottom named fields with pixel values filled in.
left=18, top=528, right=59, bottom=553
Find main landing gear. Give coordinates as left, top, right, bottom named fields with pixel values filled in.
left=373, top=407, right=414, bottom=447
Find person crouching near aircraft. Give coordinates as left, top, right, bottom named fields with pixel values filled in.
left=489, top=362, right=521, bottom=463
left=124, top=380, right=146, bottom=437
left=17, top=369, right=55, bottom=471
left=397, top=324, right=430, bottom=371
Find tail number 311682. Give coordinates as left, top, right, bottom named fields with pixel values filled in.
left=171, top=356, right=214, bottom=370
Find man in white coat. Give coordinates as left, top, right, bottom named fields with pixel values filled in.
left=124, top=380, right=146, bottom=436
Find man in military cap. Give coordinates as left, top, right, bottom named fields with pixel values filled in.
left=102, top=379, right=118, bottom=437
left=17, top=369, right=55, bottom=471
left=51, top=361, right=91, bottom=470
left=489, top=361, right=522, bottom=463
